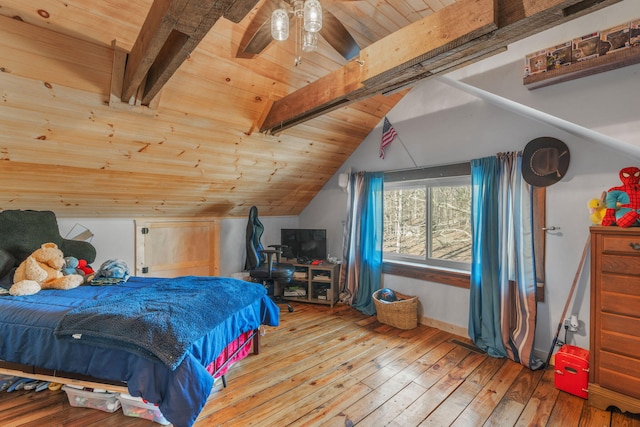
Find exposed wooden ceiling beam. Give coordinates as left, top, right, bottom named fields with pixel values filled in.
left=260, top=0, right=622, bottom=134
left=121, top=0, right=258, bottom=105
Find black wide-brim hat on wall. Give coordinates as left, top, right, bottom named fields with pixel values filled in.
left=522, top=137, right=570, bottom=187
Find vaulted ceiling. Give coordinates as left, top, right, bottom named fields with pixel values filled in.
left=0, top=0, right=621, bottom=217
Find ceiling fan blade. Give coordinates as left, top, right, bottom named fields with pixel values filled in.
left=237, top=1, right=281, bottom=58
left=320, top=9, right=360, bottom=60
left=242, top=22, right=273, bottom=56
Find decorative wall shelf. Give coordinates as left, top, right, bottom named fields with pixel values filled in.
left=523, top=45, right=640, bottom=90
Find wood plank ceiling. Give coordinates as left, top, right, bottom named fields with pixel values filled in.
left=0, top=0, right=622, bottom=218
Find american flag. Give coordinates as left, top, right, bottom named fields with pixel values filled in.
left=379, top=117, right=397, bottom=159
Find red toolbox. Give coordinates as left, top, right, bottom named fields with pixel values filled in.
left=554, top=344, right=589, bottom=399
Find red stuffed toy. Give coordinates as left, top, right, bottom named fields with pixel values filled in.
left=76, top=259, right=94, bottom=276
left=601, top=167, right=640, bottom=227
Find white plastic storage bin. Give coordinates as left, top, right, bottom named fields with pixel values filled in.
left=62, top=385, right=121, bottom=413
left=117, top=393, right=171, bottom=425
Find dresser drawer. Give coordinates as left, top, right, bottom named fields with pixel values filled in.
left=601, top=329, right=640, bottom=359
left=600, top=349, right=640, bottom=400
left=601, top=286, right=640, bottom=318
left=603, top=234, right=640, bottom=254
left=602, top=254, right=640, bottom=276
left=601, top=273, right=640, bottom=297
left=601, top=313, right=640, bottom=338
left=599, top=366, right=640, bottom=400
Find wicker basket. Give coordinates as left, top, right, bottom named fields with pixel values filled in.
left=372, top=289, right=418, bottom=330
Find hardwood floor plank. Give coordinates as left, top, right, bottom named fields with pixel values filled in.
left=413, top=345, right=471, bottom=389
left=360, top=329, right=449, bottom=389
left=361, top=381, right=428, bottom=425
left=482, top=365, right=545, bottom=426
left=419, top=357, right=506, bottom=426
left=288, top=382, right=373, bottom=426
left=342, top=342, right=462, bottom=424
left=202, top=329, right=376, bottom=422
left=0, top=392, right=66, bottom=426
left=543, top=390, right=584, bottom=427
left=450, top=359, right=523, bottom=426
left=578, top=401, right=615, bottom=427
left=213, top=332, right=389, bottom=425
left=466, top=355, right=506, bottom=387
left=3, top=304, right=640, bottom=426
left=611, top=410, right=640, bottom=426
left=514, top=368, right=559, bottom=426
left=420, top=380, right=484, bottom=426
left=392, top=351, right=487, bottom=426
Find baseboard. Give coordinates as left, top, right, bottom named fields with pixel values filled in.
left=420, top=315, right=467, bottom=338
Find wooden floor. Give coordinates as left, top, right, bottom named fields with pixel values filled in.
left=1, top=302, right=640, bottom=426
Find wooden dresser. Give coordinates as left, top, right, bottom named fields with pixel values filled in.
left=589, top=226, right=640, bottom=413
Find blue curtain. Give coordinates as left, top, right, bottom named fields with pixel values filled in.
left=469, top=156, right=505, bottom=358
left=340, top=171, right=383, bottom=315
left=469, top=153, right=542, bottom=369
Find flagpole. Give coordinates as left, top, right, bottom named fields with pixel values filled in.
left=379, top=116, right=418, bottom=167
left=396, top=134, right=418, bottom=168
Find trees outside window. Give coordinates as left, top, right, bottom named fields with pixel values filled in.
left=383, top=176, right=471, bottom=272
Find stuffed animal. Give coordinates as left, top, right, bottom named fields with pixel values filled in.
left=9, top=243, right=84, bottom=296
left=76, top=259, right=95, bottom=276
left=62, top=256, right=79, bottom=276
left=602, top=167, right=640, bottom=227
left=588, top=192, right=608, bottom=225
left=62, top=256, right=95, bottom=283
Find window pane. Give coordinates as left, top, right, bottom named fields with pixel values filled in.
left=429, top=185, right=471, bottom=263
left=383, top=187, right=426, bottom=258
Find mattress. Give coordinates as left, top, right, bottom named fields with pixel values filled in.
left=0, top=276, right=279, bottom=427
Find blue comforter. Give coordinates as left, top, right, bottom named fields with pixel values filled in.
left=0, top=276, right=280, bottom=427
left=55, top=276, right=271, bottom=370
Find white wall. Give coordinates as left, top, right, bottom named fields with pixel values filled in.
left=58, top=215, right=299, bottom=278
left=58, top=218, right=136, bottom=273
left=300, top=0, right=640, bottom=357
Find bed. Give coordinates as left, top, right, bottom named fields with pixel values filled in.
left=0, top=275, right=280, bottom=427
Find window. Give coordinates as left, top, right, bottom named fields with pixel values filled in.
left=382, top=163, right=472, bottom=287
left=382, top=162, right=546, bottom=297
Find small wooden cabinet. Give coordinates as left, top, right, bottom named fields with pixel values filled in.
left=589, top=226, right=640, bottom=413
left=134, top=217, right=220, bottom=277
left=282, top=262, right=340, bottom=308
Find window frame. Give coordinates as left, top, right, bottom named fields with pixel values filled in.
left=383, top=162, right=546, bottom=301
left=383, top=175, right=471, bottom=271
left=383, top=162, right=472, bottom=288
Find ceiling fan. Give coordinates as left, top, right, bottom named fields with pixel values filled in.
left=237, top=0, right=360, bottom=62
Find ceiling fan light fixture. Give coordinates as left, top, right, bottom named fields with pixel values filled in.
left=293, top=0, right=304, bottom=18
left=303, top=0, right=322, bottom=33
left=271, top=8, right=289, bottom=41
left=302, top=30, right=318, bottom=52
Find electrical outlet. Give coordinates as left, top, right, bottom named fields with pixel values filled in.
left=564, top=316, right=579, bottom=332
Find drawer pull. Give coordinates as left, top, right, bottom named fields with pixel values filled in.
left=630, top=243, right=640, bottom=250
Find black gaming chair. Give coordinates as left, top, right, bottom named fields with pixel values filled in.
left=245, top=206, right=295, bottom=312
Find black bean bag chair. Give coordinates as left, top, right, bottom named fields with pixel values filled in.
left=0, top=210, right=96, bottom=286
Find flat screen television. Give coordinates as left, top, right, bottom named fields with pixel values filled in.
left=280, top=228, right=327, bottom=261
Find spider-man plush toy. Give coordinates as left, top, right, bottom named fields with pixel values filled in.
left=602, top=167, right=640, bottom=227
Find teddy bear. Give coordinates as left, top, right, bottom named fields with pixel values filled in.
left=9, top=242, right=85, bottom=296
